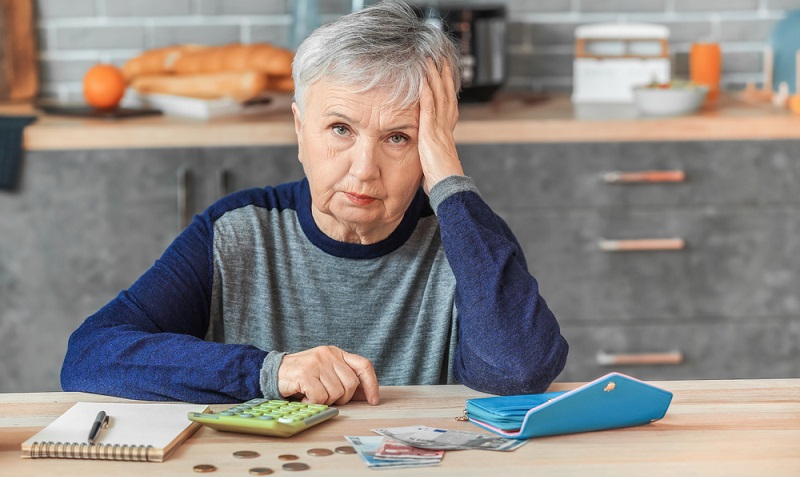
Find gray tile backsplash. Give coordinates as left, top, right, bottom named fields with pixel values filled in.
left=33, top=0, right=800, bottom=100
left=104, top=0, right=194, bottom=17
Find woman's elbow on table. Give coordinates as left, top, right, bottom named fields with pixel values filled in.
left=454, top=334, right=569, bottom=395
left=60, top=321, right=100, bottom=393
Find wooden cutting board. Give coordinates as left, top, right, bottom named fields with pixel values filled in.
left=0, top=0, right=38, bottom=101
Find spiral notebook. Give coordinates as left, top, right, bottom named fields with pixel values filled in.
left=21, top=402, right=208, bottom=462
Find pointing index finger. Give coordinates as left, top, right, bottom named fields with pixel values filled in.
left=343, top=352, right=380, bottom=405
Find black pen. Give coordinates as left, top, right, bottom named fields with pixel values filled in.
left=88, top=410, right=110, bottom=444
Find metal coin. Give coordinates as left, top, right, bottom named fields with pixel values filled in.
left=193, top=464, right=217, bottom=473
left=248, top=467, right=274, bottom=476
left=307, top=448, right=333, bottom=457
left=282, top=462, right=311, bottom=472
left=334, top=446, right=356, bottom=455
left=233, top=450, right=260, bottom=459
left=278, top=454, right=299, bottom=461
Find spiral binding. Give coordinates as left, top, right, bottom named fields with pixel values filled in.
left=29, top=441, right=154, bottom=461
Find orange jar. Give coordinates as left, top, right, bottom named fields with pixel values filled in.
left=690, top=42, right=722, bottom=102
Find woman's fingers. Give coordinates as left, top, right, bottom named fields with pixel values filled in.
left=418, top=58, right=464, bottom=194
left=277, top=346, right=380, bottom=406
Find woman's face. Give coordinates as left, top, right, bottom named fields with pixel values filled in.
left=292, top=79, right=423, bottom=244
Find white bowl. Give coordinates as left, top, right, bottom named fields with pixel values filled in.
left=632, top=85, right=708, bottom=117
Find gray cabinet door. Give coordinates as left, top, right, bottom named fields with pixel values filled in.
left=0, top=146, right=306, bottom=393
left=504, top=207, right=800, bottom=322
left=0, top=148, right=202, bottom=392
left=198, top=146, right=305, bottom=200
left=459, top=140, right=800, bottom=209
left=560, top=319, right=800, bottom=381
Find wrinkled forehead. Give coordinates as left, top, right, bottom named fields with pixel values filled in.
left=299, top=71, right=422, bottom=114
left=305, top=77, right=421, bottom=118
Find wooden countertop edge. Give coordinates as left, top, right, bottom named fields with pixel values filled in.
left=23, top=115, right=800, bottom=150
left=453, top=114, right=800, bottom=144
left=13, top=95, right=800, bottom=150
left=23, top=119, right=300, bottom=150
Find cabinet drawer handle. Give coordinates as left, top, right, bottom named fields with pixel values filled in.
left=177, top=167, right=191, bottom=231
left=596, top=350, right=684, bottom=366
left=598, top=238, right=685, bottom=251
left=217, top=168, right=230, bottom=199
left=603, top=170, right=686, bottom=183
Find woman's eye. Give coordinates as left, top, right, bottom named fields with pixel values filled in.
left=388, top=134, right=408, bottom=145
left=332, top=125, right=349, bottom=136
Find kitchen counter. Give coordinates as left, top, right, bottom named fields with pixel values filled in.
left=4, top=94, right=800, bottom=151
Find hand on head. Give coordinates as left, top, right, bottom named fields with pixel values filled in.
left=418, top=59, right=464, bottom=195
left=277, top=346, right=380, bottom=406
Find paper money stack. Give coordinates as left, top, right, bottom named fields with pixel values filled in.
left=345, top=436, right=444, bottom=469
left=346, top=425, right=527, bottom=469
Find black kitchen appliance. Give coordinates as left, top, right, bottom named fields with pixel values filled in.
left=413, top=4, right=507, bottom=102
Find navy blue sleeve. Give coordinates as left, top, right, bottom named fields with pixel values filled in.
left=60, top=210, right=267, bottom=404
left=433, top=179, right=568, bottom=395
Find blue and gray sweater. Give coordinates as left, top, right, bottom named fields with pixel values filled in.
left=61, top=175, right=568, bottom=403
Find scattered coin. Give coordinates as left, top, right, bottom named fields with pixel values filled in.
left=334, top=446, right=356, bottom=455
left=278, top=454, right=299, bottom=461
left=233, top=450, right=260, bottom=459
left=307, top=448, right=333, bottom=457
left=192, top=464, right=217, bottom=473
left=282, top=462, right=311, bottom=472
left=248, top=467, right=274, bottom=476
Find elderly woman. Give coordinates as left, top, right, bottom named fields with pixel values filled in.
left=61, top=0, right=568, bottom=405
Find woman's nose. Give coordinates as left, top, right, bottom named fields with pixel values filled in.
left=349, top=139, right=380, bottom=180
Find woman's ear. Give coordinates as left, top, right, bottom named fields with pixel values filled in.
left=291, top=102, right=304, bottom=163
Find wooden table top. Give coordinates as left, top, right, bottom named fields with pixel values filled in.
left=1, top=378, right=799, bottom=476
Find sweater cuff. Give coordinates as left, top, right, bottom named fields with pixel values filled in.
left=259, top=350, right=287, bottom=399
left=428, top=175, right=480, bottom=214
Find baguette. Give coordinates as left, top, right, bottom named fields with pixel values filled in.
left=172, top=43, right=294, bottom=77
left=131, top=70, right=269, bottom=101
left=267, top=75, right=294, bottom=93
left=122, top=44, right=207, bottom=81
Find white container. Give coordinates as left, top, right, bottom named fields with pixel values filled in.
left=632, top=85, right=708, bottom=117
left=123, top=91, right=293, bottom=119
left=572, top=23, right=671, bottom=104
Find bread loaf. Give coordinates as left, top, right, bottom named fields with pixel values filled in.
left=130, top=71, right=269, bottom=101
left=124, top=42, right=294, bottom=99
left=122, top=44, right=207, bottom=81
left=171, top=43, right=294, bottom=77
left=267, top=75, right=294, bottom=93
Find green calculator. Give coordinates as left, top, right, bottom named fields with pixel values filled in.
left=188, top=398, right=339, bottom=438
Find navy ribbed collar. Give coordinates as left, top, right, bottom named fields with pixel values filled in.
left=295, top=178, right=428, bottom=259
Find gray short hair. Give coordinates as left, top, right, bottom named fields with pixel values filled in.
left=292, top=0, right=461, bottom=118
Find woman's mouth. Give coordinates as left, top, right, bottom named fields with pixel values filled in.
left=344, top=192, right=377, bottom=206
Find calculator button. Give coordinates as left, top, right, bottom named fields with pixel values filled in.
left=278, top=416, right=303, bottom=424
left=258, top=415, right=274, bottom=420
left=238, top=413, right=255, bottom=418
left=221, top=411, right=236, bottom=416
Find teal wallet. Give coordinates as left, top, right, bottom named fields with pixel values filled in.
left=465, top=372, right=673, bottom=439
